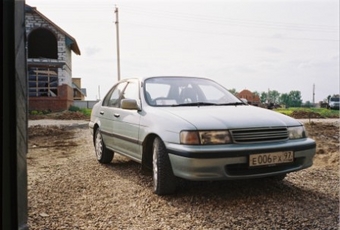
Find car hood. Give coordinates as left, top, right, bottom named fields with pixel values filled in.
left=160, top=105, right=301, bottom=130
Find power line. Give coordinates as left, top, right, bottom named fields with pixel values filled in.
left=118, top=4, right=339, bottom=33
left=27, top=1, right=339, bottom=42
left=121, top=20, right=339, bottom=42
left=29, top=2, right=339, bottom=33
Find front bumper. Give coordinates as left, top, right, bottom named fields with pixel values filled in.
left=167, top=138, right=316, bottom=180
left=329, top=104, right=339, bottom=109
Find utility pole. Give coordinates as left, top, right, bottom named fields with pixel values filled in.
left=115, top=5, right=121, bottom=81
left=312, top=84, right=315, bottom=104
left=98, top=85, right=101, bottom=100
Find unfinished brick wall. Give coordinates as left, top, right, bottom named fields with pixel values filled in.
left=25, top=6, right=78, bottom=112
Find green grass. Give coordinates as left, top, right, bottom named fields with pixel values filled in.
left=80, top=108, right=91, bottom=117
left=68, top=105, right=91, bottom=117
left=274, top=107, right=339, bottom=118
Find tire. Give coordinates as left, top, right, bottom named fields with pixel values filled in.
left=94, top=128, right=114, bottom=164
left=152, top=137, right=177, bottom=195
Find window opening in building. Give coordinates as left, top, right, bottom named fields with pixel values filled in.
left=28, top=28, right=58, bottom=59
left=28, top=67, right=58, bottom=97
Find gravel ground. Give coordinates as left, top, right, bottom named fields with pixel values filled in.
left=27, top=120, right=339, bottom=229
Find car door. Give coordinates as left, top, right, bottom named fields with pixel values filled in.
left=110, top=80, right=142, bottom=162
left=99, top=81, right=128, bottom=149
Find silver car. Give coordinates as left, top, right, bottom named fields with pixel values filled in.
left=89, top=76, right=316, bottom=195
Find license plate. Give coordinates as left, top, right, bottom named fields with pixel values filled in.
left=249, top=151, right=294, bottom=167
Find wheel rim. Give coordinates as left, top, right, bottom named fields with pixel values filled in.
left=152, top=145, right=158, bottom=192
left=95, top=130, right=103, bottom=160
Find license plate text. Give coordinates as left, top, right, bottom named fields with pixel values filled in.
left=249, top=151, right=294, bottom=167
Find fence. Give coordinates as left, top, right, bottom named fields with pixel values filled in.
left=73, top=100, right=99, bottom=109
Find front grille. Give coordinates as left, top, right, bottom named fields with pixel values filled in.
left=230, top=127, right=288, bottom=144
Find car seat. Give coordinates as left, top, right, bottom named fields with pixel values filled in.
left=145, top=91, right=154, bottom=105
left=179, top=87, right=197, bottom=103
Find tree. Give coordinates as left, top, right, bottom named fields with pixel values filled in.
left=303, top=101, right=313, bottom=108
left=268, top=90, right=280, bottom=104
left=253, top=91, right=260, bottom=97
left=279, top=93, right=290, bottom=107
left=260, top=92, right=267, bottom=103
left=228, top=88, right=237, bottom=96
left=289, top=90, right=302, bottom=107
left=327, top=95, right=331, bottom=103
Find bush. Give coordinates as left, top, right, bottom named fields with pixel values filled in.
left=42, top=109, right=51, bottom=114
left=30, top=110, right=50, bottom=115
left=30, top=110, right=40, bottom=115
left=68, top=106, right=91, bottom=117
left=69, top=105, right=81, bottom=112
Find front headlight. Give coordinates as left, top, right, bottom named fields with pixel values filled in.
left=287, top=126, right=306, bottom=139
left=180, top=130, right=232, bottom=145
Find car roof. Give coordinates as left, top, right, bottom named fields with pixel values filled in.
left=121, top=76, right=211, bottom=83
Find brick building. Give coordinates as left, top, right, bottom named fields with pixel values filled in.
left=72, top=78, right=87, bottom=101
left=25, top=5, right=81, bottom=111
left=237, top=89, right=261, bottom=106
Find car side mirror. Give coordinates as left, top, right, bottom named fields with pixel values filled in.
left=121, top=99, right=140, bottom=110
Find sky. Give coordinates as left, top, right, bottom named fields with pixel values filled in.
left=26, top=0, right=339, bottom=103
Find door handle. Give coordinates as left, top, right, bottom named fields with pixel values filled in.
left=114, top=113, right=120, bottom=118
left=99, top=111, right=104, bottom=115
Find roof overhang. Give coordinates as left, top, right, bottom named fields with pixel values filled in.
left=26, top=4, right=81, bottom=55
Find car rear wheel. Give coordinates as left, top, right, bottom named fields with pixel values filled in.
left=94, top=128, right=114, bottom=164
left=152, top=137, right=177, bottom=195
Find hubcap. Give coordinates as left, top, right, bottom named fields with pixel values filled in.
left=95, top=131, right=103, bottom=160
left=152, top=146, right=158, bottom=191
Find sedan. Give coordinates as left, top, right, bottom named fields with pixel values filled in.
left=89, top=76, right=316, bottom=195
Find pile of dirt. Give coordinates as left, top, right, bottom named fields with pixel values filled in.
left=303, top=122, right=339, bottom=168
left=290, top=111, right=324, bottom=119
left=29, top=111, right=89, bottom=120
left=28, top=125, right=69, bottom=138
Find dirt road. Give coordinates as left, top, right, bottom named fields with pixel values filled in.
left=27, top=120, right=339, bottom=229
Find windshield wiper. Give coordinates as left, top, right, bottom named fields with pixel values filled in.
left=172, top=102, right=218, bottom=107
left=217, top=102, right=245, bottom=106
left=172, top=102, right=246, bottom=107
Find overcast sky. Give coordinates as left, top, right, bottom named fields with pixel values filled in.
left=26, top=0, right=339, bottom=102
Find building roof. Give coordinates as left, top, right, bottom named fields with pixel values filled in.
left=72, top=82, right=87, bottom=96
left=25, top=4, right=81, bottom=55
left=237, top=89, right=261, bottom=104
left=238, top=89, right=253, bottom=95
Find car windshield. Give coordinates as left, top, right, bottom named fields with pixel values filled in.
left=144, top=77, right=242, bottom=107
left=330, top=97, right=339, bottom=102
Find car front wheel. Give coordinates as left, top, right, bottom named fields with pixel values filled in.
left=152, top=137, right=177, bottom=195
left=94, top=128, right=114, bottom=164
